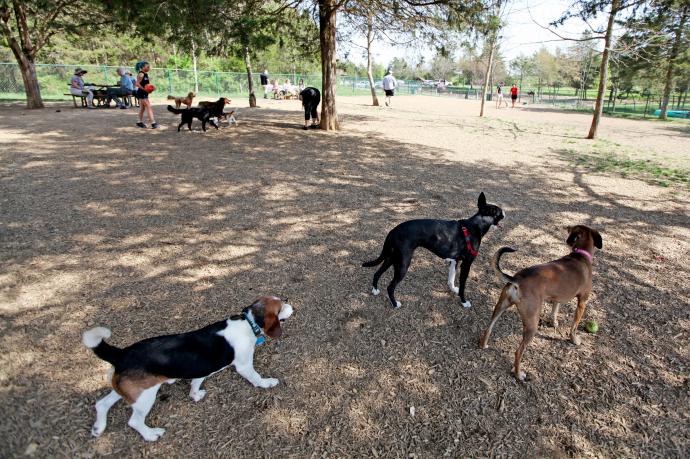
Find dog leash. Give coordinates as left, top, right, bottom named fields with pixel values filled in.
left=461, top=226, right=478, bottom=257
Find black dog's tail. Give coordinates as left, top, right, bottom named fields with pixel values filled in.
left=362, top=253, right=385, bottom=267
left=167, top=105, right=183, bottom=114
left=493, top=247, right=517, bottom=283
left=83, top=327, right=122, bottom=366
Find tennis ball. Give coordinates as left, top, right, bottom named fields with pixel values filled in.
left=584, top=320, right=599, bottom=334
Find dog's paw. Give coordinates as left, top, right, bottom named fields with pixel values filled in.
left=394, top=301, right=402, bottom=308
left=166, top=379, right=177, bottom=385
left=571, top=334, right=582, bottom=346
left=450, top=286, right=459, bottom=294
left=461, top=300, right=472, bottom=309
left=91, top=424, right=105, bottom=437
left=190, top=389, right=206, bottom=402
left=371, top=287, right=380, bottom=296
left=258, top=378, right=279, bottom=388
left=141, top=427, right=166, bottom=442
left=513, top=367, right=528, bottom=382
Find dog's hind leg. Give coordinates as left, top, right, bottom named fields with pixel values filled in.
left=387, top=256, right=410, bottom=308
left=446, top=259, right=459, bottom=294
left=513, top=313, right=538, bottom=382
left=177, top=121, right=184, bottom=132
left=479, top=285, right=514, bottom=348
left=128, top=384, right=165, bottom=441
left=372, top=259, right=392, bottom=295
left=91, top=390, right=122, bottom=437
left=569, top=294, right=589, bottom=346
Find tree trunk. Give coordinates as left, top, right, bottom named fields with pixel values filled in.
left=17, top=55, right=43, bottom=109
left=479, top=33, right=496, bottom=117
left=0, top=7, right=44, bottom=108
left=244, top=46, right=257, bottom=108
left=192, top=41, right=199, bottom=94
left=587, top=0, right=620, bottom=139
left=319, top=0, right=339, bottom=130
left=659, top=5, right=688, bottom=120
left=366, top=13, right=379, bottom=106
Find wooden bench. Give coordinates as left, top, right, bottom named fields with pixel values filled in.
left=65, top=93, right=87, bottom=107
left=64, top=92, right=138, bottom=108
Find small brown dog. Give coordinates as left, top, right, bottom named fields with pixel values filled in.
left=479, top=225, right=602, bottom=381
left=167, top=92, right=196, bottom=109
left=198, top=97, right=231, bottom=110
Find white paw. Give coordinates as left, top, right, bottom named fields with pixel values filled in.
left=371, top=287, right=380, bottom=296
left=91, top=424, right=105, bottom=437
left=258, top=378, right=279, bottom=388
left=142, top=427, right=166, bottom=442
left=450, top=286, right=459, bottom=294
left=461, top=300, right=472, bottom=308
left=190, top=389, right=206, bottom=402
left=571, top=334, right=581, bottom=346
left=166, top=379, right=177, bottom=385
left=516, top=371, right=527, bottom=382
left=394, top=301, right=402, bottom=308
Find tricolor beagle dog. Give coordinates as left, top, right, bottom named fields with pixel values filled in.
left=83, top=296, right=293, bottom=441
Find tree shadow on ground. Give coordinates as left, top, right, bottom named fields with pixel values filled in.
left=0, top=104, right=688, bottom=457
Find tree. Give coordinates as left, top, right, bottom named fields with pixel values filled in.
left=316, top=0, right=485, bottom=130
left=510, top=54, right=535, bottom=98
left=0, top=0, right=107, bottom=109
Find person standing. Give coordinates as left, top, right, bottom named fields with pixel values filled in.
left=70, top=68, right=95, bottom=108
left=382, top=69, right=397, bottom=107
left=260, top=69, right=269, bottom=98
left=134, top=61, right=159, bottom=129
left=299, top=86, right=320, bottom=129
left=495, top=84, right=508, bottom=108
left=510, top=83, right=519, bottom=108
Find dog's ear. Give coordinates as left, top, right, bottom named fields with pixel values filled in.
left=264, top=310, right=282, bottom=338
left=591, top=228, right=603, bottom=249
left=478, top=192, right=486, bottom=208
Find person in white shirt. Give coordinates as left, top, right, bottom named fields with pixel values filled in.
left=382, top=69, right=397, bottom=107
left=70, top=68, right=95, bottom=108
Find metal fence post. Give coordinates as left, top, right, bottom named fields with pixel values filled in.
left=216, top=72, right=220, bottom=96
left=167, top=69, right=172, bottom=94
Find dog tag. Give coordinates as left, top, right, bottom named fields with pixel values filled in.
left=255, top=336, right=265, bottom=346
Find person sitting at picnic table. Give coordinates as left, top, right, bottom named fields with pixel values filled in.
left=70, top=68, right=95, bottom=108
left=282, top=79, right=295, bottom=98
left=106, top=67, right=133, bottom=109
left=271, top=79, right=282, bottom=99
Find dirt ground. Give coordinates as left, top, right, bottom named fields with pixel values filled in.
left=1, top=95, right=689, bottom=458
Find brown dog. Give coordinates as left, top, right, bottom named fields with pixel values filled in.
left=479, top=225, right=602, bottom=381
left=167, top=91, right=196, bottom=109
left=198, top=97, right=231, bottom=110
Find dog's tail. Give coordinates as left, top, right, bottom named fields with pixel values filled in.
left=167, top=105, right=183, bottom=114
left=362, top=249, right=386, bottom=267
left=493, top=247, right=517, bottom=283
left=167, top=95, right=176, bottom=100
left=83, top=327, right=122, bottom=366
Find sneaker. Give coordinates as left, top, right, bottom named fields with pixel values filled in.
left=309, top=124, right=319, bottom=129
left=151, top=123, right=160, bottom=129
left=302, top=126, right=308, bottom=130
left=136, top=122, right=147, bottom=128
left=87, top=105, right=96, bottom=109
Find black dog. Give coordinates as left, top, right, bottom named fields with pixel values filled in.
left=167, top=105, right=219, bottom=132
left=362, top=192, right=505, bottom=309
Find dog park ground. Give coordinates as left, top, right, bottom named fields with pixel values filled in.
left=1, top=95, right=689, bottom=457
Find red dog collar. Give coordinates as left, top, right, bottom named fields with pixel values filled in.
left=462, top=226, right=478, bottom=257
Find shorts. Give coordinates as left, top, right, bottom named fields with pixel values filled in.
left=385, top=89, right=394, bottom=97
left=511, top=94, right=517, bottom=100
left=136, top=88, right=149, bottom=99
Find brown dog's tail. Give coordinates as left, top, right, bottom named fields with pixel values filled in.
left=493, top=247, right=517, bottom=283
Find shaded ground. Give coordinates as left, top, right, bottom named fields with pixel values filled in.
left=1, top=96, right=689, bottom=457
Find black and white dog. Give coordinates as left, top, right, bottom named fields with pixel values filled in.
left=83, top=296, right=293, bottom=441
left=362, top=193, right=505, bottom=308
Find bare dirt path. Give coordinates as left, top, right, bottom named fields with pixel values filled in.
left=1, top=96, right=689, bottom=457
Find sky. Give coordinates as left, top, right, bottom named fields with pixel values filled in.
left=343, top=0, right=609, bottom=67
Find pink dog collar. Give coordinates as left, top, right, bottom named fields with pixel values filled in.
left=572, top=248, right=593, bottom=263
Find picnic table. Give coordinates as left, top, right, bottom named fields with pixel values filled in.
left=65, top=83, right=138, bottom=108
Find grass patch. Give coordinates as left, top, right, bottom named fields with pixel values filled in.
left=568, top=152, right=690, bottom=188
